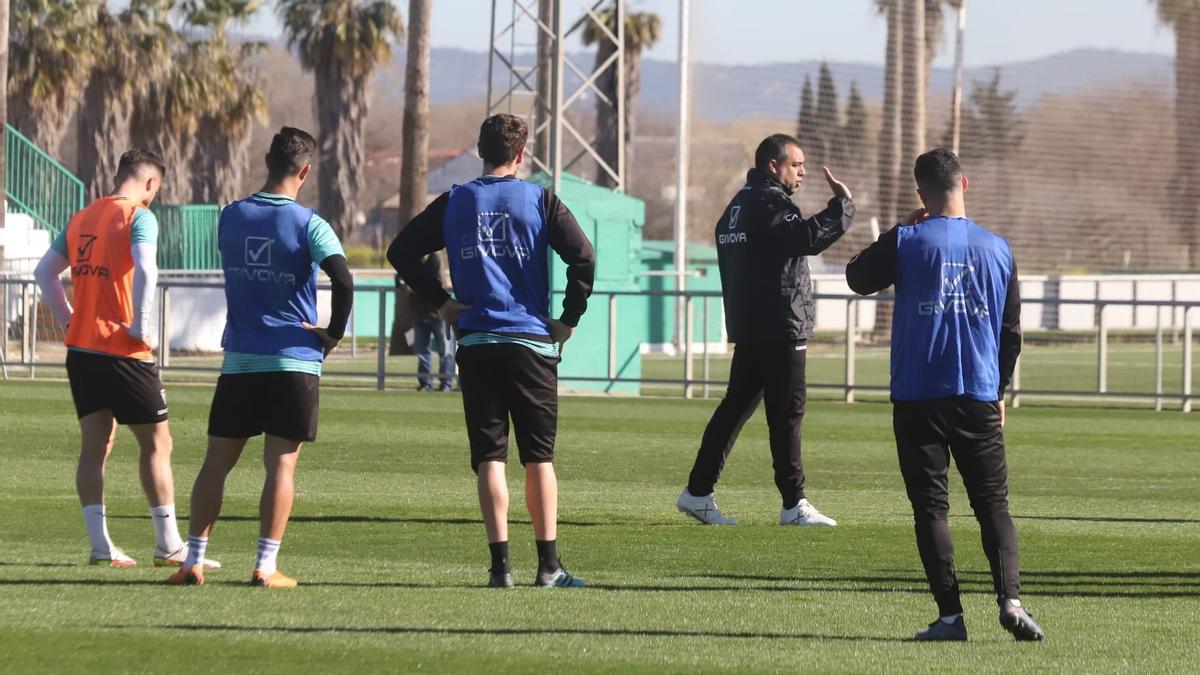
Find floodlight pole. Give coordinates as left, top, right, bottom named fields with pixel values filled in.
left=950, top=0, right=967, bottom=155
left=674, top=0, right=690, bottom=354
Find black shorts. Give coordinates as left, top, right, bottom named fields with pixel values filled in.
left=66, top=349, right=168, bottom=425
left=207, top=372, right=320, bottom=442
left=457, top=343, right=558, bottom=472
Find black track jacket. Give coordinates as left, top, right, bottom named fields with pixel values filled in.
left=716, top=168, right=855, bottom=344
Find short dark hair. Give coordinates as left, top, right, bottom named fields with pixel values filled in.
left=754, top=133, right=802, bottom=172
left=266, top=126, right=317, bottom=180
left=914, top=148, right=963, bottom=195
left=477, top=114, right=528, bottom=167
left=114, top=149, right=166, bottom=184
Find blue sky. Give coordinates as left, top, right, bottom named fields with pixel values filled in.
left=240, top=0, right=1172, bottom=67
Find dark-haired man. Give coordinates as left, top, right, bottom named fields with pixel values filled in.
left=846, top=148, right=1044, bottom=641
left=676, top=133, right=854, bottom=527
left=388, top=113, right=595, bottom=588
left=35, top=149, right=218, bottom=569
left=168, top=127, right=353, bottom=588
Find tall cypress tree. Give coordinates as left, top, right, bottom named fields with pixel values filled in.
left=843, top=81, right=869, bottom=169
left=959, top=68, right=1023, bottom=162
left=814, top=62, right=840, bottom=166
left=796, top=75, right=821, bottom=164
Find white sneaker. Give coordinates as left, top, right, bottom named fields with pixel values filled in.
left=676, top=489, right=736, bottom=525
left=154, top=544, right=222, bottom=570
left=780, top=499, right=837, bottom=527
left=89, top=546, right=137, bottom=568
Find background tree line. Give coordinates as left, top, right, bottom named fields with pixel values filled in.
left=7, top=0, right=404, bottom=239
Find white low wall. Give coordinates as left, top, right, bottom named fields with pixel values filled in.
left=811, top=274, right=1200, bottom=333
left=152, top=272, right=339, bottom=352
left=0, top=213, right=50, bottom=274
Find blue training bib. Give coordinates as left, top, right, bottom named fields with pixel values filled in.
left=891, top=216, right=1014, bottom=401
left=218, top=197, right=323, bottom=361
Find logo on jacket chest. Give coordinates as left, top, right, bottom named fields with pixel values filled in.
left=718, top=206, right=748, bottom=246
left=462, top=211, right=530, bottom=261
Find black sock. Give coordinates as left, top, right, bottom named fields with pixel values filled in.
left=489, top=541, right=510, bottom=575
left=535, top=539, right=559, bottom=575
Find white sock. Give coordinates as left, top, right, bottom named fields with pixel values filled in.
left=183, top=535, right=208, bottom=570
left=150, top=504, right=184, bottom=554
left=82, top=504, right=115, bottom=555
left=255, top=538, right=282, bottom=575
left=940, top=613, right=963, bottom=625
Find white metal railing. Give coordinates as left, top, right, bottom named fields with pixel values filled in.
left=2, top=275, right=1197, bottom=412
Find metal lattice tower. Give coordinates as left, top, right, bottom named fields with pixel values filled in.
left=487, top=0, right=625, bottom=192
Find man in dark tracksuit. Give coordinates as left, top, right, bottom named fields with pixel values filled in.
left=846, top=148, right=1045, bottom=641
left=676, top=133, right=854, bottom=527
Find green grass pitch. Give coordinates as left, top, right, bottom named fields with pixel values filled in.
left=0, top=380, right=1197, bottom=672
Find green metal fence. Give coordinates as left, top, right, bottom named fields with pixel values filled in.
left=153, top=204, right=221, bottom=269
left=4, top=124, right=86, bottom=235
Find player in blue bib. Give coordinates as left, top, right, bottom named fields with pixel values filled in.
left=168, top=127, right=354, bottom=589
left=847, top=148, right=1044, bottom=642
left=389, top=114, right=596, bottom=589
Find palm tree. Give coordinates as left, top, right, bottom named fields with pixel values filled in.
left=581, top=6, right=662, bottom=190
left=1156, top=0, right=1200, bottom=269
left=389, top=0, right=430, bottom=356
left=278, top=0, right=404, bottom=238
left=190, top=47, right=267, bottom=203
left=900, top=0, right=926, bottom=216
left=924, top=0, right=961, bottom=74
left=397, top=0, right=430, bottom=228
left=7, top=0, right=98, bottom=156
left=186, top=0, right=267, bottom=204
left=78, top=0, right=174, bottom=200
left=0, top=0, right=9, bottom=233
left=131, top=35, right=224, bottom=204
left=876, top=0, right=904, bottom=228
left=876, top=0, right=957, bottom=224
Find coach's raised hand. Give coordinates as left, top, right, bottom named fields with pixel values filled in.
left=823, top=166, right=852, bottom=201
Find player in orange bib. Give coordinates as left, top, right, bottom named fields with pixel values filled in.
left=34, top=150, right=219, bottom=571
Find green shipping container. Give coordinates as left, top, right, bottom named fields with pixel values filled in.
left=528, top=172, right=645, bottom=395
left=638, top=240, right=725, bottom=347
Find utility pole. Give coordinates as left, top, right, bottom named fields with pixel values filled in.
left=674, top=0, right=690, bottom=354
left=951, top=0, right=967, bottom=155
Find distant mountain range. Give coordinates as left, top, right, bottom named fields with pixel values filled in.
left=354, top=46, right=1170, bottom=123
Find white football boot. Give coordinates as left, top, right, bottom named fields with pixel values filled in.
left=676, top=489, right=736, bottom=525
left=779, top=499, right=837, bottom=527
left=154, top=544, right=222, bottom=569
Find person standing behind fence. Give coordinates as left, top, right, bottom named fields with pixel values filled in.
left=845, top=148, right=1044, bottom=641
left=409, top=253, right=456, bottom=391
left=388, top=113, right=595, bottom=588
left=676, top=133, right=854, bottom=528
left=167, top=127, right=353, bottom=588
left=33, top=149, right=217, bottom=570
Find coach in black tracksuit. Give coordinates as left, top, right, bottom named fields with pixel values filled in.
left=676, top=134, right=854, bottom=527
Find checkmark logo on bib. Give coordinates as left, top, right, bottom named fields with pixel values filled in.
left=245, top=237, right=274, bottom=267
